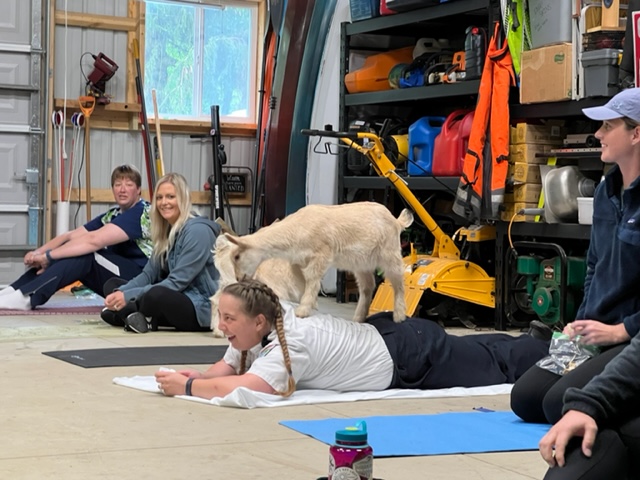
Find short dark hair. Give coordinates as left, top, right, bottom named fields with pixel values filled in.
left=111, top=164, right=142, bottom=187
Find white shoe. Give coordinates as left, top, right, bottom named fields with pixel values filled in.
left=0, top=289, right=31, bottom=310
left=0, top=286, right=16, bottom=297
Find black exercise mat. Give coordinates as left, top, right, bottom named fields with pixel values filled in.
left=42, top=345, right=227, bottom=368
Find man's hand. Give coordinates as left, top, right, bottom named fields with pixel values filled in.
left=104, top=291, right=127, bottom=311
left=568, top=320, right=630, bottom=346
left=155, top=370, right=189, bottom=396
left=539, top=410, right=598, bottom=468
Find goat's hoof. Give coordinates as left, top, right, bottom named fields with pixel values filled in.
left=295, top=306, right=312, bottom=318
left=393, top=314, right=406, bottom=323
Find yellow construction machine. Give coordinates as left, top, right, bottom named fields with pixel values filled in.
left=302, top=127, right=496, bottom=319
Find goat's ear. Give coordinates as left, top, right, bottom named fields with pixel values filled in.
left=215, top=233, right=230, bottom=248
left=224, top=233, right=241, bottom=246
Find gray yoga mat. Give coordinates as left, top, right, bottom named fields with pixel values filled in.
left=42, top=345, right=227, bottom=368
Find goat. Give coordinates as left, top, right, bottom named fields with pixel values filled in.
left=210, top=234, right=305, bottom=337
left=222, top=202, right=413, bottom=323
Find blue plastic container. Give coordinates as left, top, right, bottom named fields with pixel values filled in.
left=408, top=116, right=445, bottom=176
left=349, top=0, right=380, bottom=21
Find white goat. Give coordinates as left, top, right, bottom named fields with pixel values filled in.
left=222, top=202, right=413, bottom=323
left=210, top=235, right=305, bottom=337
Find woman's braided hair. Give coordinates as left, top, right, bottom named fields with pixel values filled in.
left=222, top=279, right=296, bottom=397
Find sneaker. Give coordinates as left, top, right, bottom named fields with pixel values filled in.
left=100, top=308, right=124, bottom=327
left=124, top=312, right=149, bottom=333
left=527, top=320, right=553, bottom=342
left=0, top=289, right=31, bottom=310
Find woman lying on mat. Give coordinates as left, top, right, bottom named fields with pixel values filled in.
left=539, top=331, right=640, bottom=480
left=154, top=279, right=550, bottom=400
left=101, top=173, right=221, bottom=333
left=0, top=164, right=152, bottom=311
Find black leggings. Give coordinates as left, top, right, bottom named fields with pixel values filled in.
left=510, top=343, right=628, bottom=424
left=543, top=417, right=640, bottom=480
left=103, top=277, right=207, bottom=332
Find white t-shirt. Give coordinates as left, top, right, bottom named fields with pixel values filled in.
left=223, top=302, right=394, bottom=392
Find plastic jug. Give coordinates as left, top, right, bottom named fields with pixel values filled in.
left=329, top=421, right=373, bottom=480
left=380, top=0, right=397, bottom=16
left=344, top=47, right=414, bottom=93
left=432, top=109, right=474, bottom=176
left=408, top=116, right=446, bottom=176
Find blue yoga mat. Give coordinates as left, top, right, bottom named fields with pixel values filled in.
left=280, top=410, right=550, bottom=457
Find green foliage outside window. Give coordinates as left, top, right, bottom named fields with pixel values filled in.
left=144, top=1, right=255, bottom=121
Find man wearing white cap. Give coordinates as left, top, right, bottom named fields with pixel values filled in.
left=512, top=88, right=640, bottom=432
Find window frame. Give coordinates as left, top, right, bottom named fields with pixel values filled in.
left=143, top=0, right=264, bottom=136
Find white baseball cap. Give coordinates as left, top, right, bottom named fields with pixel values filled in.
left=583, top=88, right=640, bottom=123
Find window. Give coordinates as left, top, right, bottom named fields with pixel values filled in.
left=144, top=0, right=259, bottom=123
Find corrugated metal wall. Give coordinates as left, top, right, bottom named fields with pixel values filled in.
left=53, top=0, right=255, bottom=234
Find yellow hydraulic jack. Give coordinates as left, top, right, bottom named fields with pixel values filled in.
left=302, top=127, right=496, bottom=317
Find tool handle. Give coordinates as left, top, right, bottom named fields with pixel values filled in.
left=300, top=128, right=358, bottom=139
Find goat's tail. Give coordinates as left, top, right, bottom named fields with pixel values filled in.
left=396, top=208, right=414, bottom=229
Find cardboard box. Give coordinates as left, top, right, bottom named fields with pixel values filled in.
left=500, top=202, right=540, bottom=222
left=508, top=162, right=542, bottom=184
left=520, top=43, right=573, bottom=104
left=510, top=123, right=566, bottom=145
left=509, top=143, right=556, bottom=164
left=513, top=183, right=542, bottom=203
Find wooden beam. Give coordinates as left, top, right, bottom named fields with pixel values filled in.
left=53, top=189, right=251, bottom=206
left=54, top=98, right=141, bottom=113
left=54, top=11, right=137, bottom=32
left=152, top=120, right=257, bottom=137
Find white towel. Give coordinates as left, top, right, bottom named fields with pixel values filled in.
left=112, top=374, right=513, bottom=409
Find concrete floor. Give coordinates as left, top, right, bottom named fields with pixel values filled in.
left=0, top=294, right=549, bottom=480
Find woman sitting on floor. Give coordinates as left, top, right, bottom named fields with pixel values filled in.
left=101, top=173, right=221, bottom=333
left=155, top=278, right=550, bottom=399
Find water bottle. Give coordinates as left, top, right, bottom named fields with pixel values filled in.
left=328, top=421, right=373, bottom=480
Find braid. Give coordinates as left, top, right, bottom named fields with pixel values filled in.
left=222, top=279, right=297, bottom=397
left=239, top=350, right=248, bottom=375
left=274, top=305, right=296, bottom=397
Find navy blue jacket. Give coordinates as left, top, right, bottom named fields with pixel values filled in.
left=576, top=166, right=640, bottom=337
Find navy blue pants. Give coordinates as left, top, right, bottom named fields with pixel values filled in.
left=366, top=312, right=550, bottom=389
left=11, top=251, right=143, bottom=308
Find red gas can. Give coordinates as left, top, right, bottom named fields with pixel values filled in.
left=380, top=0, right=397, bottom=15
left=432, top=109, right=474, bottom=176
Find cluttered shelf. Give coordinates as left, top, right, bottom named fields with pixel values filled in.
left=510, top=97, right=609, bottom=119
left=497, top=221, right=591, bottom=240
left=344, top=80, right=481, bottom=106
left=342, top=175, right=458, bottom=191
left=345, top=0, right=489, bottom=36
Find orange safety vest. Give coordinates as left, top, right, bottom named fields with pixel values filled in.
left=452, top=22, right=515, bottom=221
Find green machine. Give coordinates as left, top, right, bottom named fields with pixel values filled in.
left=514, top=242, right=587, bottom=326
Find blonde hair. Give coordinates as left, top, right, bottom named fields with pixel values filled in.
left=222, top=279, right=296, bottom=397
left=151, top=173, right=193, bottom=266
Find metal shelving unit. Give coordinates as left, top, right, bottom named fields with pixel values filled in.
left=342, top=176, right=458, bottom=191
left=335, top=0, right=492, bottom=302
left=345, top=80, right=481, bottom=106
